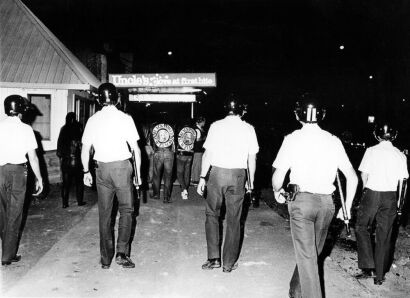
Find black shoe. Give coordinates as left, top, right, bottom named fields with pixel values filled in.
left=150, top=193, right=159, bottom=200
left=115, top=253, right=135, bottom=268
left=201, top=258, right=221, bottom=270
left=167, top=197, right=172, bottom=203
left=2, top=255, right=21, bottom=266
left=374, top=277, right=385, bottom=285
left=101, top=264, right=110, bottom=269
left=62, top=204, right=69, bottom=208
left=78, top=202, right=86, bottom=206
left=222, top=263, right=238, bottom=273
left=354, top=269, right=376, bottom=279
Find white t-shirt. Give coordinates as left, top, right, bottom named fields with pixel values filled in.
left=273, top=124, right=353, bottom=194
left=0, top=116, right=37, bottom=165
left=82, top=106, right=140, bottom=162
left=359, top=141, right=408, bottom=191
left=203, top=115, right=259, bottom=169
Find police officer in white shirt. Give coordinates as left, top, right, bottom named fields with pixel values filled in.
left=272, top=94, right=358, bottom=298
left=197, top=96, right=259, bottom=273
left=0, top=95, right=43, bottom=266
left=355, top=123, right=408, bottom=285
left=81, top=83, right=142, bottom=269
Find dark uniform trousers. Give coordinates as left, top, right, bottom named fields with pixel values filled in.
left=288, top=192, right=335, bottom=298
left=356, top=189, right=397, bottom=280
left=0, top=164, right=27, bottom=263
left=95, top=160, right=134, bottom=266
left=152, top=148, right=174, bottom=199
left=205, top=166, right=246, bottom=268
left=176, top=153, right=193, bottom=190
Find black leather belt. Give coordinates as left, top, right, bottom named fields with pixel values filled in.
left=177, top=151, right=193, bottom=156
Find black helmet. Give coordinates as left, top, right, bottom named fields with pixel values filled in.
left=97, top=83, right=119, bottom=106
left=373, top=123, right=397, bottom=142
left=4, top=95, right=27, bottom=116
left=224, top=94, right=246, bottom=116
left=294, top=93, right=326, bottom=123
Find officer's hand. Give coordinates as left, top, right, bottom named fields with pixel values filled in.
left=274, top=188, right=286, bottom=204
left=245, top=182, right=253, bottom=193
left=336, top=208, right=351, bottom=220
left=197, top=178, right=206, bottom=196
left=32, top=179, right=43, bottom=196
left=83, top=172, right=93, bottom=187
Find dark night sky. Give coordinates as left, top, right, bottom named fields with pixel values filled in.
left=21, top=0, right=410, bottom=132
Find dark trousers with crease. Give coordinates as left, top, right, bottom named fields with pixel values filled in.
left=176, top=154, right=193, bottom=190
left=0, top=164, right=27, bottom=263
left=288, top=192, right=335, bottom=298
left=95, top=160, right=134, bottom=265
left=204, top=166, right=245, bottom=268
left=355, top=189, right=396, bottom=280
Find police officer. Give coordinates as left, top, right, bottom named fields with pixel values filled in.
left=0, top=95, right=43, bottom=266
left=81, top=83, right=142, bottom=269
left=149, top=112, right=175, bottom=203
left=175, top=121, right=197, bottom=200
left=197, top=95, right=259, bottom=273
left=355, top=123, right=408, bottom=285
left=272, top=94, right=358, bottom=298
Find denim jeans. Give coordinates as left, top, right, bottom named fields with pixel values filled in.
left=191, top=152, right=203, bottom=182
left=0, top=164, right=27, bottom=263
left=176, top=154, right=193, bottom=190
left=356, top=189, right=396, bottom=280
left=95, top=160, right=134, bottom=265
left=152, top=149, right=174, bottom=199
left=288, top=192, right=334, bottom=298
left=205, top=166, right=246, bottom=268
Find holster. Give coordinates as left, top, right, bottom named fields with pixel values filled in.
left=285, top=184, right=300, bottom=202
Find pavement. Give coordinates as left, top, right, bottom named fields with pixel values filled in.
left=1, top=184, right=372, bottom=298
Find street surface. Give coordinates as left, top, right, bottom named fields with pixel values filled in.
left=0, top=185, right=381, bottom=297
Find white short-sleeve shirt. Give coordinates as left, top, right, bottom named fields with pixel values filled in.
left=82, top=106, right=140, bottom=162
left=273, top=124, right=353, bottom=194
left=359, top=141, right=408, bottom=191
left=0, top=116, right=38, bottom=165
left=203, top=115, right=259, bottom=169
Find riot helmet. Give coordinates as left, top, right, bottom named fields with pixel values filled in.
left=4, top=95, right=27, bottom=116
left=224, top=94, right=246, bottom=116
left=294, top=93, right=326, bottom=123
left=97, top=83, right=119, bottom=106
left=373, top=123, right=397, bottom=142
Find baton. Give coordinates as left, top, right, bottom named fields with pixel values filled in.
left=131, top=150, right=140, bottom=200
left=336, top=171, right=351, bottom=237
left=397, top=178, right=407, bottom=220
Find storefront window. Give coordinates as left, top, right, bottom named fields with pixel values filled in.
left=28, top=94, right=51, bottom=140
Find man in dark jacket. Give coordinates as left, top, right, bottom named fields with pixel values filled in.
left=57, top=112, right=85, bottom=208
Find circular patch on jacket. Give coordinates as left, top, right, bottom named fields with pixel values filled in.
left=152, top=123, right=174, bottom=148
left=178, top=127, right=197, bottom=151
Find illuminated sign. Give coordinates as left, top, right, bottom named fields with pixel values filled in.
left=109, top=73, right=216, bottom=88
left=129, top=94, right=196, bottom=102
